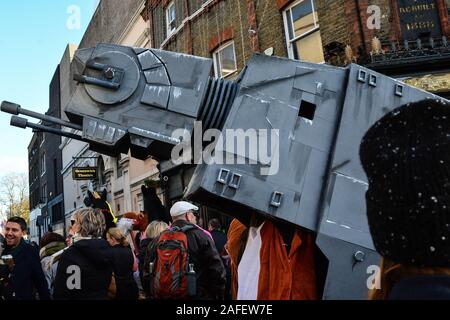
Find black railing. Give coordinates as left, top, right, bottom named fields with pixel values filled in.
left=368, top=36, right=450, bottom=64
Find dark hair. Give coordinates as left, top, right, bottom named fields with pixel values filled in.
left=208, top=218, right=221, bottom=230
left=7, top=217, right=27, bottom=231
left=40, top=232, right=66, bottom=248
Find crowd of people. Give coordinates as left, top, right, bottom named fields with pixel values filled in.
left=0, top=201, right=229, bottom=300
left=1, top=99, right=450, bottom=300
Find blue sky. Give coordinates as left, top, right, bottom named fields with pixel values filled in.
left=0, top=1, right=99, bottom=178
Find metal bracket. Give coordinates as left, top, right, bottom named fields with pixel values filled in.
left=395, top=84, right=404, bottom=97
left=216, top=168, right=230, bottom=184
left=357, top=69, right=367, bottom=83
left=228, top=173, right=242, bottom=189
left=369, top=74, right=377, bottom=87
left=270, top=191, right=283, bottom=207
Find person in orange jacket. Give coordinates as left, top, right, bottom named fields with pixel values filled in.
left=226, top=213, right=317, bottom=300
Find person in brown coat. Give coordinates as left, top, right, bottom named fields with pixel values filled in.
left=226, top=215, right=317, bottom=300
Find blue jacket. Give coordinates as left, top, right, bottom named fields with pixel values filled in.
left=389, top=275, right=450, bottom=300
left=3, top=239, right=50, bottom=300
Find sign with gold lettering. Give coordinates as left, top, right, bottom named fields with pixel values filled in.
left=397, top=0, right=441, bottom=40
left=72, top=167, right=98, bottom=180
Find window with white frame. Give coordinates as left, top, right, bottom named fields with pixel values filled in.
left=166, top=2, right=176, bottom=38
left=40, top=132, right=46, bottom=147
left=283, top=0, right=324, bottom=63
left=41, top=152, right=46, bottom=176
left=213, top=42, right=237, bottom=78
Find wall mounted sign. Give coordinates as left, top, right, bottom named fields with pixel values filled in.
left=72, top=167, right=98, bottom=180
left=397, top=0, right=442, bottom=40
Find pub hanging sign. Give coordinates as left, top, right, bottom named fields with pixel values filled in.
left=72, top=167, right=98, bottom=180
left=397, top=0, right=442, bottom=40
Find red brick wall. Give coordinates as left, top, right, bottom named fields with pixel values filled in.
left=276, top=0, right=294, bottom=10
left=143, top=0, right=450, bottom=69
left=208, top=26, right=234, bottom=52
left=437, top=0, right=450, bottom=36
left=255, top=0, right=288, bottom=58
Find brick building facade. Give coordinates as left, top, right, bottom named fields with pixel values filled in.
left=28, top=66, right=66, bottom=242
left=144, top=0, right=291, bottom=77
left=43, top=66, right=65, bottom=235
left=28, top=131, right=51, bottom=243
left=141, top=0, right=450, bottom=96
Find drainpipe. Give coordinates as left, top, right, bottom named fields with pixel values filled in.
left=355, top=0, right=367, bottom=55
left=247, top=0, right=260, bottom=52
left=184, top=0, right=193, bottom=54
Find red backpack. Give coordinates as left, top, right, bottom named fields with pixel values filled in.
left=151, top=225, right=196, bottom=299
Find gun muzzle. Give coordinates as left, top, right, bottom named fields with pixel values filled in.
left=1, top=101, right=82, bottom=131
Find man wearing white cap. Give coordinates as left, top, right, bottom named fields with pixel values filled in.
left=170, top=201, right=199, bottom=224
left=155, top=201, right=226, bottom=299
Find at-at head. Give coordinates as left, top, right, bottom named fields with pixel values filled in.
left=65, top=43, right=235, bottom=159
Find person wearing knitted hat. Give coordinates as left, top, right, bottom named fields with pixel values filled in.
left=39, top=232, right=67, bottom=297
left=360, top=98, right=450, bottom=300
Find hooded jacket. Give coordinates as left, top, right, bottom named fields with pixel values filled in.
left=53, top=238, right=112, bottom=300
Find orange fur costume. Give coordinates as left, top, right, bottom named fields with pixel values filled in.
left=227, top=219, right=317, bottom=300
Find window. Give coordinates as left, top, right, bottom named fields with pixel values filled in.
left=52, top=203, right=63, bottom=223
left=53, top=158, right=58, bottom=194
left=41, top=184, right=47, bottom=203
left=298, top=100, right=316, bottom=120
left=213, top=42, right=237, bottom=78
left=41, top=153, right=46, bottom=176
left=283, top=0, right=324, bottom=63
left=166, top=2, right=176, bottom=38
left=116, top=155, right=123, bottom=178
left=39, top=132, right=45, bottom=147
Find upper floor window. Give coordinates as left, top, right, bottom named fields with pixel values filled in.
left=40, top=133, right=46, bottom=147
left=41, top=153, right=46, bottom=176
left=166, top=2, right=176, bottom=38
left=116, top=155, right=123, bottom=178
left=283, top=0, right=324, bottom=63
left=213, top=41, right=237, bottom=78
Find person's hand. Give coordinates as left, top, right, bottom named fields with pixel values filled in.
left=66, top=234, right=73, bottom=246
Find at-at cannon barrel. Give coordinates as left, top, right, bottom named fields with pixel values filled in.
left=1, top=100, right=82, bottom=131
left=10, top=115, right=86, bottom=142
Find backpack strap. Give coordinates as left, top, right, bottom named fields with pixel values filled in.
left=169, top=224, right=196, bottom=234
left=180, top=225, right=196, bottom=233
